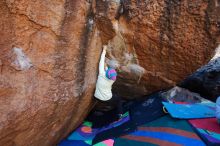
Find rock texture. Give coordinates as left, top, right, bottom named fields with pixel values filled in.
left=96, top=0, right=220, bottom=98
left=0, top=0, right=102, bottom=145
left=0, top=0, right=219, bottom=145
left=181, top=45, right=220, bottom=102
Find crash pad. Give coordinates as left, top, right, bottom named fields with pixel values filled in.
left=162, top=102, right=216, bottom=119
left=114, top=115, right=205, bottom=146
left=67, top=121, right=97, bottom=140
left=93, top=139, right=114, bottom=146
left=189, top=118, right=220, bottom=146
left=92, top=112, right=136, bottom=144
left=129, top=92, right=165, bottom=126
left=58, top=140, right=90, bottom=146
left=161, top=86, right=211, bottom=104
left=68, top=112, right=132, bottom=142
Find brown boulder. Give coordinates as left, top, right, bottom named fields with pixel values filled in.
left=0, top=0, right=219, bottom=145
left=0, top=0, right=101, bottom=145
left=93, top=0, right=220, bottom=98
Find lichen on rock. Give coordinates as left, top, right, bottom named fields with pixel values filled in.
left=11, top=47, right=33, bottom=70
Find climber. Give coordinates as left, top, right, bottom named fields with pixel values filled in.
left=94, top=45, right=123, bottom=119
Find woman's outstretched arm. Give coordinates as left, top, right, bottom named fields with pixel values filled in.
left=99, top=46, right=107, bottom=75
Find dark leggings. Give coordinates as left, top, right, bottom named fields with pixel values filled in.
left=108, top=95, right=123, bottom=114
left=94, top=95, right=123, bottom=115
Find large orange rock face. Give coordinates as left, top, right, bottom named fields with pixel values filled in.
left=0, top=0, right=219, bottom=145
left=94, top=0, right=220, bottom=98
left=0, top=0, right=102, bottom=145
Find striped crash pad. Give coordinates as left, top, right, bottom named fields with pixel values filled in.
left=114, top=115, right=205, bottom=146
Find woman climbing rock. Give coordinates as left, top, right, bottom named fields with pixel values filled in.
left=94, top=45, right=123, bottom=119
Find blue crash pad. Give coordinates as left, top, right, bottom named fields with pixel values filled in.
left=162, top=102, right=216, bottom=119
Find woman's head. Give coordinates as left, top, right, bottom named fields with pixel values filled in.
left=106, top=68, right=117, bottom=81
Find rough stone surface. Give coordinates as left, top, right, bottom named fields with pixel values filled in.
left=95, top=0, right=220, bottom=98
left=0, top=0, right=219, bottom=145
left=181, top=45, right=220, bottom=102
left=0, top=0, right=101, bottom=145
